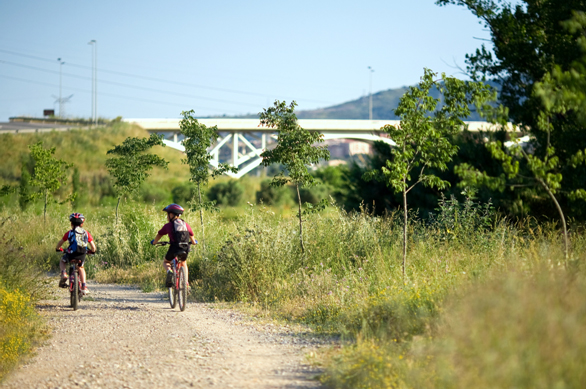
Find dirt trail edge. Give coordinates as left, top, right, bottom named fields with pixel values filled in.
left=2, top=282, right=325, bottom=389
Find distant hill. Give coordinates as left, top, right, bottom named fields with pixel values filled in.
left=232, top=83, right=495, bottom=121
left=297, top=87, right=409, bottom=120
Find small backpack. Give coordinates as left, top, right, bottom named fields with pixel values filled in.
left=172, top=219, right=190, bottom=252
left=67, top=227, right=89, bottom=255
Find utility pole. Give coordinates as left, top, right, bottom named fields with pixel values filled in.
left=58, top=58, right=64, bottom=117
left=88, top=40, right=97, bottom=126
left=368, top=66, right=374, bottom=120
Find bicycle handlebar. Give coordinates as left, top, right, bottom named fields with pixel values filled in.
left=152, top=241, right=197, bottom=246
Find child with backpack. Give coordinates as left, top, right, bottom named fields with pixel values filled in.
left=55, top=213, right=96, bottom=294
left=151, top=204, right=197, bottom=287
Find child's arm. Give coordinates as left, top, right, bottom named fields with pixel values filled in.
left=151, top=233, right=163, bottom=245
left=190, top=236, right=197, bottom=245
left=55, top=238, right=66, bottom=251
left=89, top=241, right=97, bottom=253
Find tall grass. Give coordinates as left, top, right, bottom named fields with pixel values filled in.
left=1, top=194, right=584, bottom=387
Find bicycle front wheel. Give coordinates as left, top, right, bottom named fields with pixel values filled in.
left=70, top=269, right=79, bottom=310
left=178, top=267, right=187, bottom=312
left=168, top=273, right=177, bottom=309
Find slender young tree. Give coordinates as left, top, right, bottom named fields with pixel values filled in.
left=364, top=69, right=494, bottom=277
left=179, top=110, right=237, bottom=250
left=27, top=141, right=74, bottom=223
left=259, top=100, right=330, bottom=253
left=106, top=134, right=168, bottom=223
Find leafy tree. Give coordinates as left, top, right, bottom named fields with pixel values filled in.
left=259, top=100, right=330, bottom=252
left=536, top=11, right=586, bottom=125
left=364, top=69, right=495, bottom=277
left=27, top=141, right=74, bottom=222
left=179, top=110, right=237, bottom=249
left=105, top=134, right=168, bottom=223
left=437, top=0, right=586, bottom=220
left=456, top=109, right=586, bottom=264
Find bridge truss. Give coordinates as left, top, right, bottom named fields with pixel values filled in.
left=125, top=118, right=501, bottom=179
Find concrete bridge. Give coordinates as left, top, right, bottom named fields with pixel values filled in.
left=125, top=118, right=507, bottom=179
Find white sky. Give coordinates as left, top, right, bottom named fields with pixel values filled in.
left=0, top=0, right=491, bottom=121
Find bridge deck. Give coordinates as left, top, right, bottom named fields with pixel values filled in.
left=124, top=118, right=507, bottom=133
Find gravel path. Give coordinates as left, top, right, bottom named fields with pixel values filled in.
left=2, top=282, right=324, bottom=388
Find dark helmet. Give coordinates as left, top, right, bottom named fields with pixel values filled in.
left=69, top=212, right=85, bottom=225
left=162, top=203, right=184, bottom=215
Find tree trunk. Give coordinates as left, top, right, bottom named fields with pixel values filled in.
left=44, top=191, right=48, bottom=224
left=538, top=179, right=569, bottom=266
left=197, top=183, right=206, bottom=252
left=296, top=184, right=305, bottom=253
left=402, top=185, right=408, bottom=279
left=115, top=196, right=121, bottom=225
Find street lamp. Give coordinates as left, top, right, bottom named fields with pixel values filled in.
left=368, top=66, right=374, bottom=120
left=88, top=40, right=97, bottom=126
left=57, top=58, right=65, bottom=117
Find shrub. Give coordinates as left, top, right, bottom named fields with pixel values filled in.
left=171, top=182, right=197, bottom=205
left=0, top=286, right=44, bottom=380
left=298, top=182, right=330, bottom=204
left=255, top=179, right=292, bottom=205
left=207, top=180, right=244, bottom=206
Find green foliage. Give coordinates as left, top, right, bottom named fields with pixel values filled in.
left=180, top=110, right=237, bottom=186
left=0, top=186, right=16, bottom=197
left=259, top=100, right=330, bottom=251
left=438, top=0, right=586, bottom=221
left=207, top=180, right=244, bottom=206
left=105, top=133, right=168, bottom=197
left=259, top=101, right=330, bottom=188
left=71, top=166, right=81, bottom=208
left=28, top=141, right=74, bottom=219
left=364, top=68, right=495, bottom=274
left=255, top=179, right=293, bottom=206
left=299, top=182, right=329, bottom=205
left=171, top=182, right=198, bottom=205
left=364, top=69, right=495, bottom=195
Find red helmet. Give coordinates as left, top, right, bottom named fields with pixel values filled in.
left=69, top=212, right=85, bottom=225
left=162, top=203, right=184, bottom=215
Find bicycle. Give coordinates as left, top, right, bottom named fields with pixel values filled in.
left=57, top=248, right=93, bottom=311
left=154, top=241, right=191, bottom=311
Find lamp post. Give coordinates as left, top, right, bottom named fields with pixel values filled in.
left=57, top=58, right=65, bottom=117
left=368, top=66, right=374, bottom=120
left=88, top=40, right=97, bottom=126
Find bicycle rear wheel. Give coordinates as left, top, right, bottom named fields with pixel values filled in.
left=168, top=273, right=177, bottom=309
left=70, top=268, right=79, bottom=310
left=178, top=267, right=187, bottom=312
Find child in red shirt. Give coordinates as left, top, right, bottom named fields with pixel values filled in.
left=151, top=204, right=196, bottom=287
left=55, top=213, right=96, bottom=294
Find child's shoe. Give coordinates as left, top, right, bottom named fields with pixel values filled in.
left=58, top=275, right=68, bottom=288
left=81, top=286, right=90, bottom=295
left=165, top=270, right=174, bottom=287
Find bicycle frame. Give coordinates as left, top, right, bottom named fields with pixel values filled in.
left=154, top=241, right=190, bottom=311
left=68, top=258, right=84, bottom=310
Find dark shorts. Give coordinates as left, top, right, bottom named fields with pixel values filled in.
left=62, top=252, right=86, bottom=267
left=164, top=246, right=188, bottom=262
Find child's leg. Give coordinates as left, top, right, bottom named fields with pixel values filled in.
left=179, top=261, right=189, bottom=285
left=59, top=259, right=67, bottom=276
left=79, top=266, right=86, bottom=284
left=163, top=259, right=172, bottom=272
